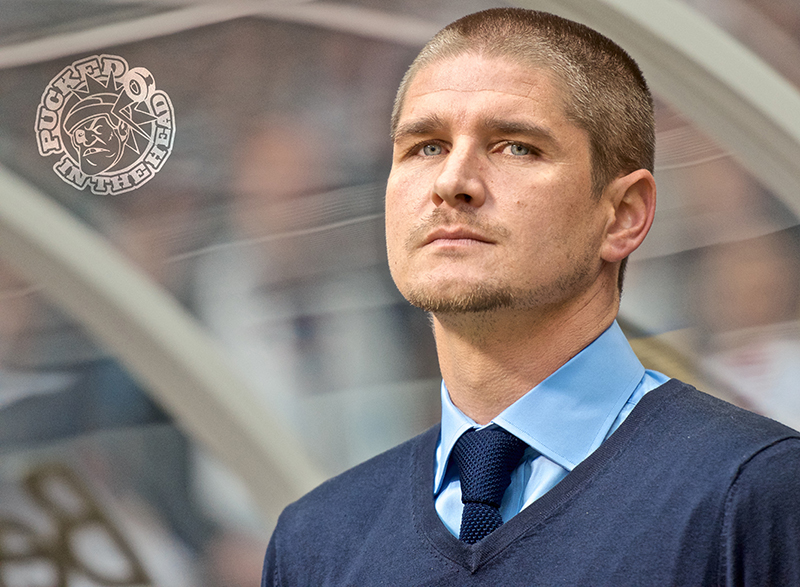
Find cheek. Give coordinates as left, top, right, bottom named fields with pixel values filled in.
left=388, top=164, right=428, bottom=200
left=385, top=167, right=427, bottom=224
left=384, top=214, right=404, bottom=260
left=384, top=218, right=409, bottom=287
left=384, top=181, right=412, bottom=258
left=506, top=194, right=590, bottom=256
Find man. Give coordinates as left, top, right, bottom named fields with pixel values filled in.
left=263, top=8, right=800, bottom=585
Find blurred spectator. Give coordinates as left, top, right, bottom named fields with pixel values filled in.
left=692, top=230, right=800, bottom=430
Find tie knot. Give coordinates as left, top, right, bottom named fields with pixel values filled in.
left=452, top=427, right=527, bottom=507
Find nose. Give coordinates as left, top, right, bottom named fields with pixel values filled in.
left=431, top=142, right=486, bottom=208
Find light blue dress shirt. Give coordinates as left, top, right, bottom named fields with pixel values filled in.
left=434, top=320, right=669, bottom=537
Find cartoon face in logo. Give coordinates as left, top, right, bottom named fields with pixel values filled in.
left=63, top=90, right=137, bottom=175
left=35, top=55, right=175, bottom=195
left=69, top=113, right=131, bottom=174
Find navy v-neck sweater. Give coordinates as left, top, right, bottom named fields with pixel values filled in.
left=263, top=380, right=800, bottom=586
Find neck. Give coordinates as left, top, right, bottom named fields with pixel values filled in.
left=433, top=285, right=619, bottom=425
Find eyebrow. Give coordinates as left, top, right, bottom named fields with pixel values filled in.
left=392, top=114, right=446, bottom=142
left=480, top=117, right=557, bottom=144
left=392, top=114, right=558, bottom=147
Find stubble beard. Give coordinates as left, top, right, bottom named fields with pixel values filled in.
left=401, top=255, right=597, bottom=317
left=404, top=280, right=515, bottom=314
left=394, top=208, right=598, bottom=317
left=398, top=209, right=519, bottom=313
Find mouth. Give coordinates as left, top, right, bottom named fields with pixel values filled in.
left=423, top=227, right=495, bottom=246
left=84, top=147, right=110, bottom=156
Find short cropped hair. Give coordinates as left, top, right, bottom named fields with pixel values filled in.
left=391, top=8, right=654, bottom=198
left=390, top=8, right=655, bottom=290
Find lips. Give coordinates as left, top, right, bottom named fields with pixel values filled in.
left=423, top=227, right=494, bottom=246
left=403, top=210, right=509, bottom=253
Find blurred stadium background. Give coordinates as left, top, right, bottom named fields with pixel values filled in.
left=1, top=0, right=799, bottom=585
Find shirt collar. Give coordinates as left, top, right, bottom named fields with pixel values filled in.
left=434, top=320, right=645, bottom=493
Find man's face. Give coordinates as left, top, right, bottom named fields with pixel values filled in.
left=71, top=114, right=125, bottom=174
left=385, top=54, right=611, bottom=315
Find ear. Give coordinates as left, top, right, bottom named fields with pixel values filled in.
left=600, top=169, right=656, bottom=263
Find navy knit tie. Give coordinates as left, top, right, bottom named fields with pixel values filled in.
left=452, top=427, right=528, bottom=544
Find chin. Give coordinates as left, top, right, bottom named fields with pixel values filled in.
left=403, top=282, right=515, bottom=314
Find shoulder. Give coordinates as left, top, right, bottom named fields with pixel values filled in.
left=263, top=425, right=439, bottom=586
left=608, top=379, right=800, bottom=501
left=720, top=437, right=800, bottom=583
left=726, top=436, right=800, bottom=505
left=270, top=424, right=438, bottom=542
left=591, top=380, right=800, bottom=583
left=633, top=379, right=800, bottom=458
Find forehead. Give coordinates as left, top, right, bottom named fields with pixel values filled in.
left=399, top=53, right=571, bottom=128
left=414, top=53, right=544, bottom=91
left=396, top=54, right=585, bottom=151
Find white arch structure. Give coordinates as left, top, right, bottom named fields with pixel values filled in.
left=1, top=0, right=800, bottom=519
left=0, top=165, right=327, bottom=521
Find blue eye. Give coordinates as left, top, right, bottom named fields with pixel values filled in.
left=422, top=143, right=442, bottom=156
left=508, top=143, right=530, bottom=156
